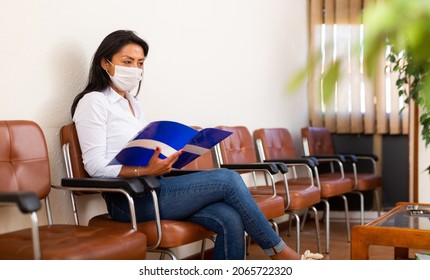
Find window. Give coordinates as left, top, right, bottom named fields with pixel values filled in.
left=308, top=0, right=408, bottom=134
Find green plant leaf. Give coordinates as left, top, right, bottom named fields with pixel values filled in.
left=287, top=51, right=321, bottom=93
left=321, top=62, right=340, bottom=104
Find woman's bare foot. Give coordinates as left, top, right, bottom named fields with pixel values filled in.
left=270, top=246, right=301, bottom=260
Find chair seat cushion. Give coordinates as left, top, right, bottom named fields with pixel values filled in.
left=286, top=183, right=321, bottom=210
left=252, top=194, right=285, bottom=219
left=319, top=177, right=354, bottom=198
left=288, top=177, right=354, bottom=198
left=0, top=225, right=147, bottom=260
left=320, top=172, right=382, bottom=191
left=249, top=182, right=320, bottom=211
left=89, top=214, right=215, bottom=248
left=345, top=173, right=383, bottom=191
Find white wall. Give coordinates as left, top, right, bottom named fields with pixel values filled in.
left=0, top=0, right=309, bottom=236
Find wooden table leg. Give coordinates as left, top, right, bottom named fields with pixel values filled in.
left=351, top=226, right=369, bottom=260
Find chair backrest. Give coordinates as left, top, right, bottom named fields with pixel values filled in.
left=215, top=125, right=257, bottom=165
left=59, top=123, right=90, bottom=178
left=0, top=120, right=51, bottom=199
left=253, top=128, right=296, bottom=161
left=59, top=123, right=98, bottom=225
left=301, top=126, right=335, bottom=156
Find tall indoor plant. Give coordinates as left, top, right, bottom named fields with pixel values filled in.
left=388, top=47, right=430, bottom=160
left=366, top=0, right=430, bottom=172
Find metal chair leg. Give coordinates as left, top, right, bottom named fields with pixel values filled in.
left=245, top=234, right=251, bottom=256
left=200, top=239, right=206, bottom=260
left=243, top=233, right=249, bottom=259
left=300, top=208, right=309, bottom=231
left=321, top=199, right=330, bottom=254
left=288, top=212, right=301, bottom=253
left=152, top=249, right=177, bottom=260
left=340, top=195, right=351, bottom=242
left=287, top=213, right=293, bottom=236
left=272, top=221, right=279, bottom=235
left=352, top=191, right=365, bottom=225
left=202, top=236, right=216, bottom=260
left=309, top=206, right=321, bottom=254
left=373, top=188, right=382, bottom=216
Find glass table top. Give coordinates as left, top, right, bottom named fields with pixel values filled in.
left=374, top=204, right=430, bottom=231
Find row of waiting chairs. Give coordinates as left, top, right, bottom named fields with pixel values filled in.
left=0, top=120, right=382, bottom=259
left=214, top=126, right=322, bottom=254
left=258, top=126, right=382, bottom=252
left=185, top=125, right=380, bottom=255
left=185, top=125, right=315, bottom=255
left=207, top=125, right=382, bottom=254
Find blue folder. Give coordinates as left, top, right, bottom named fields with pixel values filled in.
left=108, top=121, right=232, bottom=169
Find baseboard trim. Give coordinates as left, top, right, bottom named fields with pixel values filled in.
left=329, top=210, right=386, bottom=223
left=273, top=210, right=387, bottom=225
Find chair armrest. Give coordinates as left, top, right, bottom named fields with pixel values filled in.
left=265, top=158, right=317, bottom=168
left=273, top=162, right=288, bottom=174
left=0, top=191, right=42, bottom=259
left=303, top=155, right=347, bottom=179
left=60, top=177, right=159, bottom=195
left=59, top=177, right=160, bottom=232
left=164, top=169, right=204, bottom=176
left=351, top=153, right=379, bottom=161
left=340, top=154, right=358, bottom=163
left=265, top=158, right=315, bottom=181
left=345, top=153, right=378, bottom=174
left=311, top=154, right=347, bottom=162
left=308, top=154, right=348, bottom=173
left=220, top=162, right=280, bottom=174
left=0, top=191, right=41, bottom=213
left=137, top=176, right=161, bottom=191
left=259, top=161, right=289, bottom=174
left=302, top=156, right=319, bottom=166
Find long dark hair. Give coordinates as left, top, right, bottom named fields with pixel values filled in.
left=71, top=30, right=149, bottom=117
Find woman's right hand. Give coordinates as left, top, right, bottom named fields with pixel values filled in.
left=138, top=147, right=183, bottom=176
left=119, top=147, right=183, bottom=177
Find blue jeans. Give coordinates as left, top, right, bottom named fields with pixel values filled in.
left=103, top=169, right=286, bottom=259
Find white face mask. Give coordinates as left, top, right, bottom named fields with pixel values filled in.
left=107, top=60, right=143, bottom=92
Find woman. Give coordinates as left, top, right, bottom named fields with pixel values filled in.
left=71, top=30, right=320, bottom=260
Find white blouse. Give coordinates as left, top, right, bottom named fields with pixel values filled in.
left=73, top=87, right=146, bottom=177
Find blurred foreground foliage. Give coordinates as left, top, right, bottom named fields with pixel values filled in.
left=290, top=0, right=430, bottom=172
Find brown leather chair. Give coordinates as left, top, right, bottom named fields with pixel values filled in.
left=60, top=123, right=215, bottom=260
left=214, top=125, right=321, bottom=254
left=254, top=127, right=354, bottom=253
left=0, top=120, right=147, bottom=259
left=301, top=126, right=383, bottom=225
